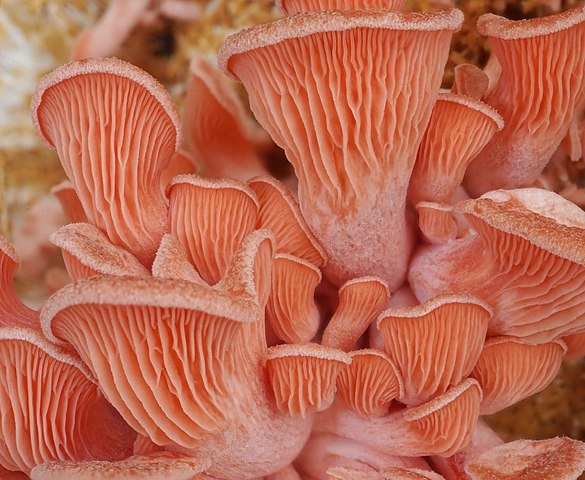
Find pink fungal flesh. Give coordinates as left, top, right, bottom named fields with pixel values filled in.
left=220, top=8, right=463, bottom=289
left=409, top=188, right=585, bottom=343
left=465, top=7, right=585, bottom=195
left=276, top=0, right=407, bottom=15
left=32, top=58, right=180, bottom=266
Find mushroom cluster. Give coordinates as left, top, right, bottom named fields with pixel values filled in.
left=2, top=1, right=585, bottom=479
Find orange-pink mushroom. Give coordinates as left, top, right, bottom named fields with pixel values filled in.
left=377, top=294, right=490, bottom=405
left=167, top=175, right=259, bottom=285
left=248, top=176, right=327, bottom=268
left=336, top=349, right=403, bottom=417
left=409, top=93, right=503, bottom=205
left=266, top=343, right=351, bottom=417
left=183, top=56, right=268, bottom=182
left=470, top=337, right=566, bottom=415
left=276, top=0, right=407, bottom=15
left=219, top=9, right=463, bottom=289
left=451, top=64, right=489, bottom=100
left=0, top=327, right=135, bottom=474
left=316, top=379, right=482, bottom=457
left=409, top=188, right=585, bottom=343
left=465, top=437, right=585, bottom=480
left=266, top=254, right=322, bottom=344
left=322, top=277, right=389, bottom=352
left=465, top=7, right=585, bottom=195
left=32, top=58, right=180, bottom=266
left=50, top=223, right=149, bottom=281
left=41, top=231, right=315, bottom=478
left=416, top=202, right=458, bottom=244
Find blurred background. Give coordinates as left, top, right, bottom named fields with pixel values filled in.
left=0, top=0, right=583, bottom=457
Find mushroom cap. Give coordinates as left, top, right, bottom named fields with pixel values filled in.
left=336, top=349, right=403, bottom=417
left=378, top=294, right=490, bottom=405
left=0, top=327, right=134, bottom=473
left=477, top=6, right=585, bottom=40
left=416, top=202, right=457, bottom=245
left=266, top=253, right=322, bottom=344
left=219, top=8, right=462, bottom=289
left=409, top=93, right=503, bottom=205
left=248, top=176, right=327, bottom=268
left=266, top=343, right=351, bottom=417
left=32, top=58, right=180, bottom=265
left=276, top=0, right=407, bottom=15
left=327, top=466, right=445, bottom=480
left=403, top=379, right=482, bottom=457
left=41, top=275, right=260, bottom=447
left=465, top=437, right=585, bottom=480
left=50, top=223, right=149, bottom=281
left=29, top=452, right=208, bottom=480
left=470, top=337, right=566, bottom=415
left=451, top=64, right=489, bottom=99
left=167, top=174, right=259, bottom=285
left=322, top=276, right=389, bottom=352
left=219, top=9, right=463, bottom=75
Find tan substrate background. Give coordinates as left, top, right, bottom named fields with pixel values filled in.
left=0, top=0, right=584, bottom=458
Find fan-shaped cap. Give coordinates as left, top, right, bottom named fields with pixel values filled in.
left=50, top=223, right=149, bottom=281
left=248, top=176, right=327, bottom=268
left=378, top=294, right=490, bottom=405
left=41, top=274, right=260, bottom=448
left=458, top=188, right=585, bottom=341
left=32, top=58, right=179, bottom=266
left=266, top=343, right=351, bottom=417
left=220, top=8, right=463, bottom=289
left=184, top=56, right=267, bottom=182
left=465, top=7, right=585, bottom=195
left=465, top=437, right=585, bottom=480
left=451, top=64, right=489, bottom=100
left=336, top=349, right=403, bottom=417
left=0, top=327, right=135, bottom=474
left=470, top=337, right=566, bottom=415
left=30, top=452, right=208, bottom=480
left=0, top=237, right=38, bottom=328
left=152, top=234, right=205, bottom=285
left=266, top=254, right=321, bottom=344
left=322, top=277, right=389, bottom=352
left=416, top=202, right=457, bottom=244
left=563, top=332, right=585, bottom=360
left=51, top=181, right=88, bottom=223
left=409, top=93, right=503, bottom=205
left=167, top=175, right=259, bottom=285
left=403, top=379, right=482, bottom=457
left=276, top=0, right=407, bottom=15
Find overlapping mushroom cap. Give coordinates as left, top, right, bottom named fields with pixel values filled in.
left=219, top=8, right=463, bottom=289
left=14, top=2, right=585, bottom=478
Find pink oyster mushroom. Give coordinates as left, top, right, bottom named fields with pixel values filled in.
left=2, top=1, right=585, bottom=478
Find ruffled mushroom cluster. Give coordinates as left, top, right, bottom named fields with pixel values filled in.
left=1, top=0, right=585, bottom=479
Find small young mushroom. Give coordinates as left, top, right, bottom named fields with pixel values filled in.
left=266, top=254, right=322, bottom=344
left=50, top=181, right=88, bottom=223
